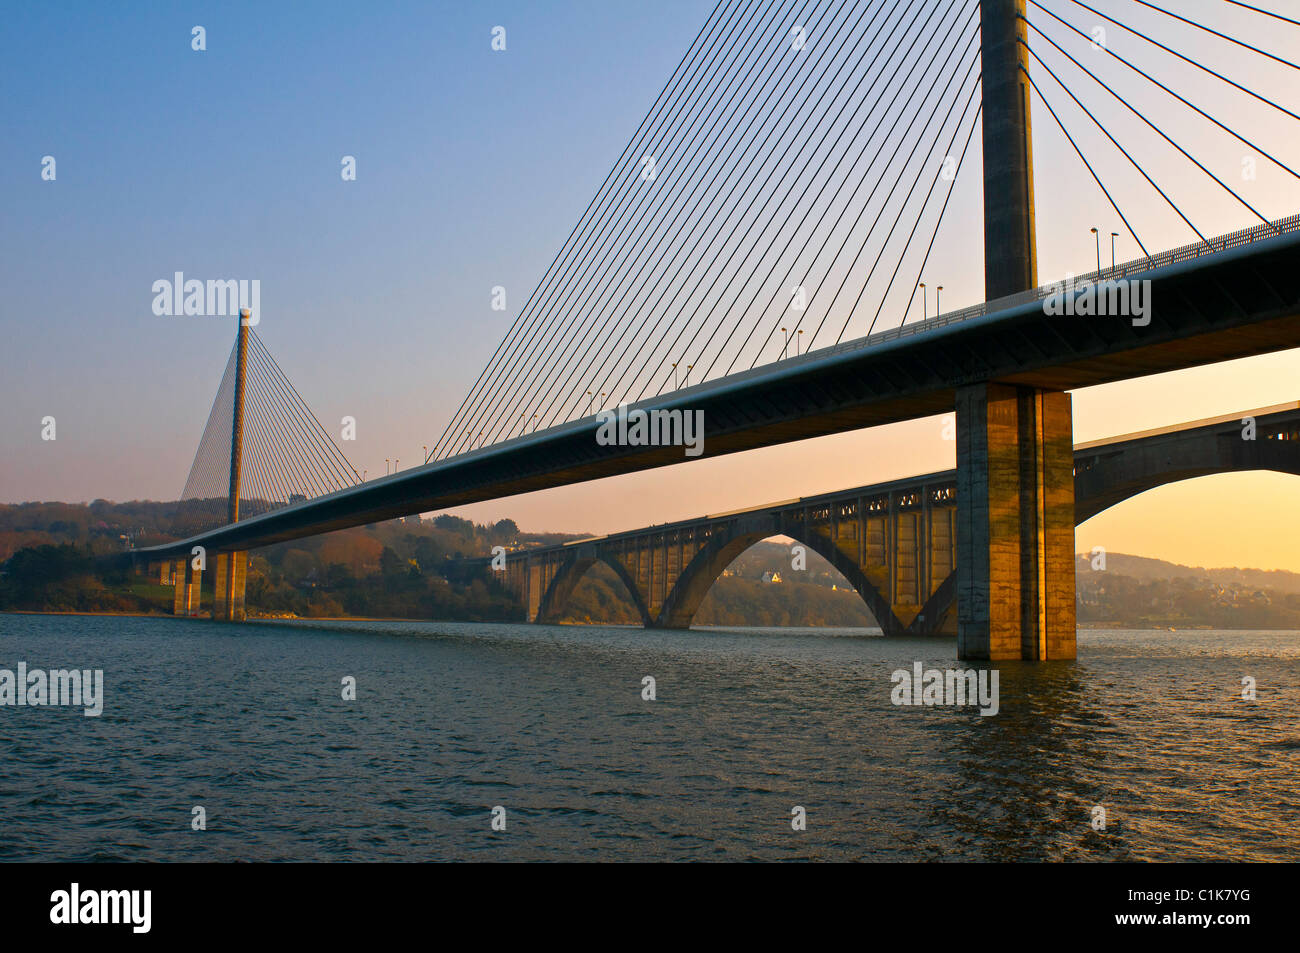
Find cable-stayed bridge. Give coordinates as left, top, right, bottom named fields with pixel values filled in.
left=136, top=0, right=1300, bottom=661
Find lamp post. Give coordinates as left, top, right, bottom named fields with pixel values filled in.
left=385, top=458, right=390, bottom=476
left=1091, top=227, right=1100, bottom=275
left=797, top=329, right=803, bottom=355
left=936, top=285, right=943, bottom=315
left=1110, top=232, right=1118, bottom=270
left=781, top=326, right=788, bottom=358
left=920, top=282, right=926, bottom=320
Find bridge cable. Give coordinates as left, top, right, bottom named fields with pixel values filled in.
left=253, top=332, right=360, bottom=487
left=687, top=0, right=976, bottom=381
left=625, top=0, right=971, bottom=399
left=240, top=383, right=281, bottom=512
left=473, top=0, right=811, bottom=445
left=1023, top=15, right=1280, bottom=231
left=463, top=0, right=803, bottom=452
left=233, top=364, right=274, bottom=509
left=249, top=332, right=361, bottom=487
left=719, top=0, right=980, bottom=376
left=246, top=336, right=348, bottom=497
left=1039, top=1, right=1300, bottom=173
left=526, top=0, right=864, bottom=432
left=243, top=349, right=302, bottom=505
left=428, top=0, right=736, bottom=461
left=528, top=0, right=912, bottom=428
left=1019, top=65, right=1149, bottom=257
left=1223, top=0, right=1300, bottom=28
left=441, top=0, right=773, bottom=455
left=1019, top=38, right=1209, bottom=246
left=626, top=0, right=961, bottom=402
left=177, top=343, right=239, bottom=533
left=862, top=77, right=985, bottom=339
left=435, top=0, right=766, bottom=458
left=245, top=340, right=335, bottom=497
left=897, top=100, right=984, bottom=329
left=1060, top=0, right=1300, bottom=126
left=1134, top=0, right=1300, bottom=71
left=788, top=26, right=983, bottom=351
left=837, top=60, right=985, bottom=344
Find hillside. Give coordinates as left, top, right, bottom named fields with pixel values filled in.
left=1, top=500, right=1298, bottom=628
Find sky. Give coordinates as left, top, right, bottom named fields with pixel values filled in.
left=2, top=0, right=1298, bottom=572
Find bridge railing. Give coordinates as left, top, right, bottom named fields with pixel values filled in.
left=786, top=212, right=1300, bottom=367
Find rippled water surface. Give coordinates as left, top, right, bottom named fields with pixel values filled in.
left=1, top=614, right=1297, bottom=861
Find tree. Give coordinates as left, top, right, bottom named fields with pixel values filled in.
left=379, top=546, right=404, bottom=576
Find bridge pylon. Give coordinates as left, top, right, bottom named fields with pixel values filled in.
left=956, top=0, right=1075, bottom=660
left=211, top=309, right=251, bottom=622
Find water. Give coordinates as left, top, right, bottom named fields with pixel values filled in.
left=1, top=614, right=1297, bottom=862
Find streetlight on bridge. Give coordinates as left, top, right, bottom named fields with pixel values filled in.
left=1090, top=227, right=1101, bottom=275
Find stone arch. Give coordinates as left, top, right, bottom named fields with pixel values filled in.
left=534, top=552, right=653, bottom=626
left=652, top=515, right=907, bottom=635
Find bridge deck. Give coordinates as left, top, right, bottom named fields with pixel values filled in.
left=139, top=223, right=1300, bottom=559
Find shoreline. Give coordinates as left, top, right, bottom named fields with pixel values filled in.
left=2, top=610, right=1297, bottom=631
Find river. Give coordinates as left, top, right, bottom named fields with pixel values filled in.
left=1, top=614, right=1296, bottom=861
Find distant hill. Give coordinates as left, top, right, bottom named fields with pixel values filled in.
left=1075, top=552, right=1300, bottom=595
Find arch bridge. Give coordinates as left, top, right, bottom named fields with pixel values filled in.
left=494, top=403, right=1300, bottom=635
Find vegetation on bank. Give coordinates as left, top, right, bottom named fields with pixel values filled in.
left=1, top=500, right=1299, bottom=628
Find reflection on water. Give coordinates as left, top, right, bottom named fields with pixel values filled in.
left=0, top=614, right=1296, bottom=861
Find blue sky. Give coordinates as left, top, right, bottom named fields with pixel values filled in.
left=3, top=0, right=1299, bottom=570
left=1, top=0, right=714, bottom=495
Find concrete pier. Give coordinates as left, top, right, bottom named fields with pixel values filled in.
left=212, top=552, right=248, bottom=622
left=172, top=558, right=201, bottom=617
left=955, top=384, right=1076, bottom=659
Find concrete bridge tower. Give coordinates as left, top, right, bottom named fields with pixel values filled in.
left=212, top=310, right=250, bottom=621
left=956, top=0, right=1075, bottom=659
